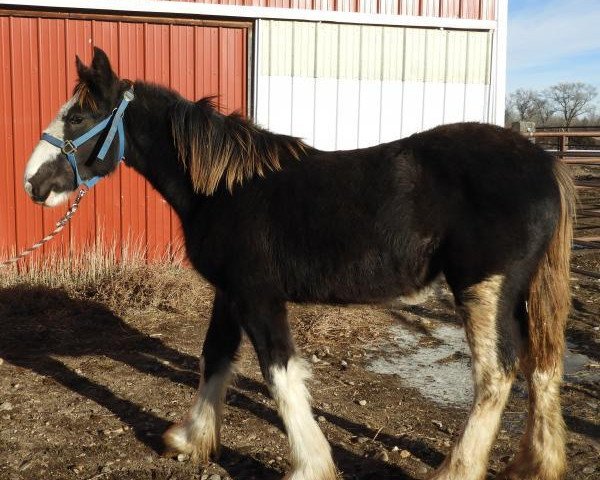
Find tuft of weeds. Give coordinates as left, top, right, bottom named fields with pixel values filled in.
left=0, top=241, right=207, bottom=317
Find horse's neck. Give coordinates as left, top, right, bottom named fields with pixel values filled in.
left=123, top=85, right=196, bottom=219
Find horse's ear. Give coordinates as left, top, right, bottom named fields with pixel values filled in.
left=75, top=48, right=118, bottom=101
left=90, top=47, right=117, bottom=84
left=76, top=55, right=93, bottom=83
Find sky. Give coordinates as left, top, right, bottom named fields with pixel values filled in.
left=507, top=0, right=600, bottom=98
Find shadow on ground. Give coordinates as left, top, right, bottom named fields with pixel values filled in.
left=0, top=285, right=426, bottom=479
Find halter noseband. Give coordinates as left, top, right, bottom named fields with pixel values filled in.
left=41, top=88, right=135, bottom=189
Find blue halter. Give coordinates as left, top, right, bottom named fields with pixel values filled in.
left=41, top=88, right=135, bottom=189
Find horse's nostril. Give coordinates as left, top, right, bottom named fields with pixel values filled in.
left=29, top=183, right=48, bottom=203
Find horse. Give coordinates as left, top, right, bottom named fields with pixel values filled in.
left=23, top=47, right=574, bottom=480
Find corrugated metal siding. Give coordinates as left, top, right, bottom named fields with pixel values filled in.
left=256, top=20, right=493, bottom=150
left=0, top=14, right=247, bottom=262
left=160, top=0, right=497, bottom=19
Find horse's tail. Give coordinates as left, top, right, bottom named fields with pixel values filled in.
left=527, top=159, right=575, bottom=371
left=508, top=160, right=575, bottom=479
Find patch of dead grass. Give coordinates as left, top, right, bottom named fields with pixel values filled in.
left=1, top=242, right=392, bottom=353
left=0, top=242, right=205, bottom=318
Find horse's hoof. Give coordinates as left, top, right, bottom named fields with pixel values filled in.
left=163, top=422, right=217, bottom=464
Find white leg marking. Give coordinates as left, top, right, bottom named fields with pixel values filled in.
left=163, top=360, right=232, bottom=463
left=270, top=357, right=337, bottom=480
left=431, top=275, right=513, bottom=480
left=499, top=369, right=566, bottom=480
left=24, top=95, right=77, bottom=184
left=431, top=374, right=513, bottom=480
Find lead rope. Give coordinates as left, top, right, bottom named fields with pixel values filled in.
left=0, top=188, right=87, bottom=267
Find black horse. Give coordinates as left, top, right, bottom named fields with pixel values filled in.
left=24, top=48, right=574, bottom=480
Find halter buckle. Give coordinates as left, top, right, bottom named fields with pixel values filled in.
left=123, top=89, right=135, bottom=102
left=62, top=140, right=77, bottom=155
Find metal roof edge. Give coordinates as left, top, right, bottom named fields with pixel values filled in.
left=0, top=0, right=498, bottom=30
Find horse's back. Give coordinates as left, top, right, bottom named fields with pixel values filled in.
left=404, top=123, right=561, bottom=277
left=191, top=122, right=561, bottom=303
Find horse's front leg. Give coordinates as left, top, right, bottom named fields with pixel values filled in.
left=163, top=290, right=241, bottom=462
left=235, top=296, right=337, bottom=480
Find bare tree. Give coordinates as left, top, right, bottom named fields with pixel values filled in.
left=508, top=88, right=538, bottom=121
left=531, top=96, right=555, bottom=126
left=545, top=82, right=598, bottom=128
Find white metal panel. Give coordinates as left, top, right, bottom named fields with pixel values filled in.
left=315, top=22, right=339, bottom=78
left=422, top=29, right=446, bottom=130
left=446, top=30, right=468, bottom=83
left=380, top=81, right=403, bottom=142
left=338, top=24, right=361, bottom=79
left=404, top=28, right=426, bottom=82
left=401, top=81, right=425, bottom=137
left=268, top=76, right=293, bottom=134
left=256, top=74, right=271, bottom=128
left=336, top=80, right=361, bottom=149
left=401, top=28, right=426, bottom=137
left=443, top=83, right=466, bottom=123
left=255, top=20, right=497, bottom=151
left=425, top=29, right=446, bottom=83
left=466, top=30, right=492, bottom=84
left=291, top=77, right=316, bottom=144
left=379, top=26, right=404, bottom=142
left=256, top=22, right=271, bottom=128
left=336, top=25, right=361, bottom=149
left=358, top=79, right=382, bottom=146
left=312, top=23, right=339, bottom=149
left=422, top=83, right=446, bottom=130
left=290, top=22, right=316, bottom=143
left=357, top=26, right=382, bottom=146
left=464, top=84, right=488, bottom=121
left=491, top=0, right=508, bottom=125
left=270, top=20, right=293, bottom=76
left=313, top=78, right=339, bottom=150
left=292, top=20, right=316, bottom=77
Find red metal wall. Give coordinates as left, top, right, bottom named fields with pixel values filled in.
left=163, top=0, right=496, bottom=20
left=0, top=14, right=247, bottom=263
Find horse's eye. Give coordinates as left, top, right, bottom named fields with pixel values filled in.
left=69, top=115, right=84, bottom=125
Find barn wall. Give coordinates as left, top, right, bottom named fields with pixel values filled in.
left=159, top=0, right=497, bottom=20
left=255, top=20, right=492, bottom=150
left=0, top=14, right=247, bottom=262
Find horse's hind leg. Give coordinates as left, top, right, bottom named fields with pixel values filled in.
left=235, top=296, right=337, bottom=480
left=164, top=290, right=241, bottom=462
left=498, top=341, right=566, bottom=479
left=497, top=365, right=565, bottom=480
left=430, top=274, right=518, bottom=480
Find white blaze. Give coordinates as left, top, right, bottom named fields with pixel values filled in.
left=23, top=95, right=77, bottom=191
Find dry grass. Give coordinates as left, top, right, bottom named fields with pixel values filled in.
left=0, top=241, right=394, bottom=349
left=0, top=241, right=205, bottom=317
left=290, top=302, right=395, bottom=352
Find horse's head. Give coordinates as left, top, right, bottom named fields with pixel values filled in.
left=24, top=47, right=129, bottom=206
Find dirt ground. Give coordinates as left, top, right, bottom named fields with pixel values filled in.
left=0, top=171, right=598, bottom=480
left=0, top=268, right=597, bottom=480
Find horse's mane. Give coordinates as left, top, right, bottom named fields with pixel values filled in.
left=170, top=98, right=308, bottom=195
